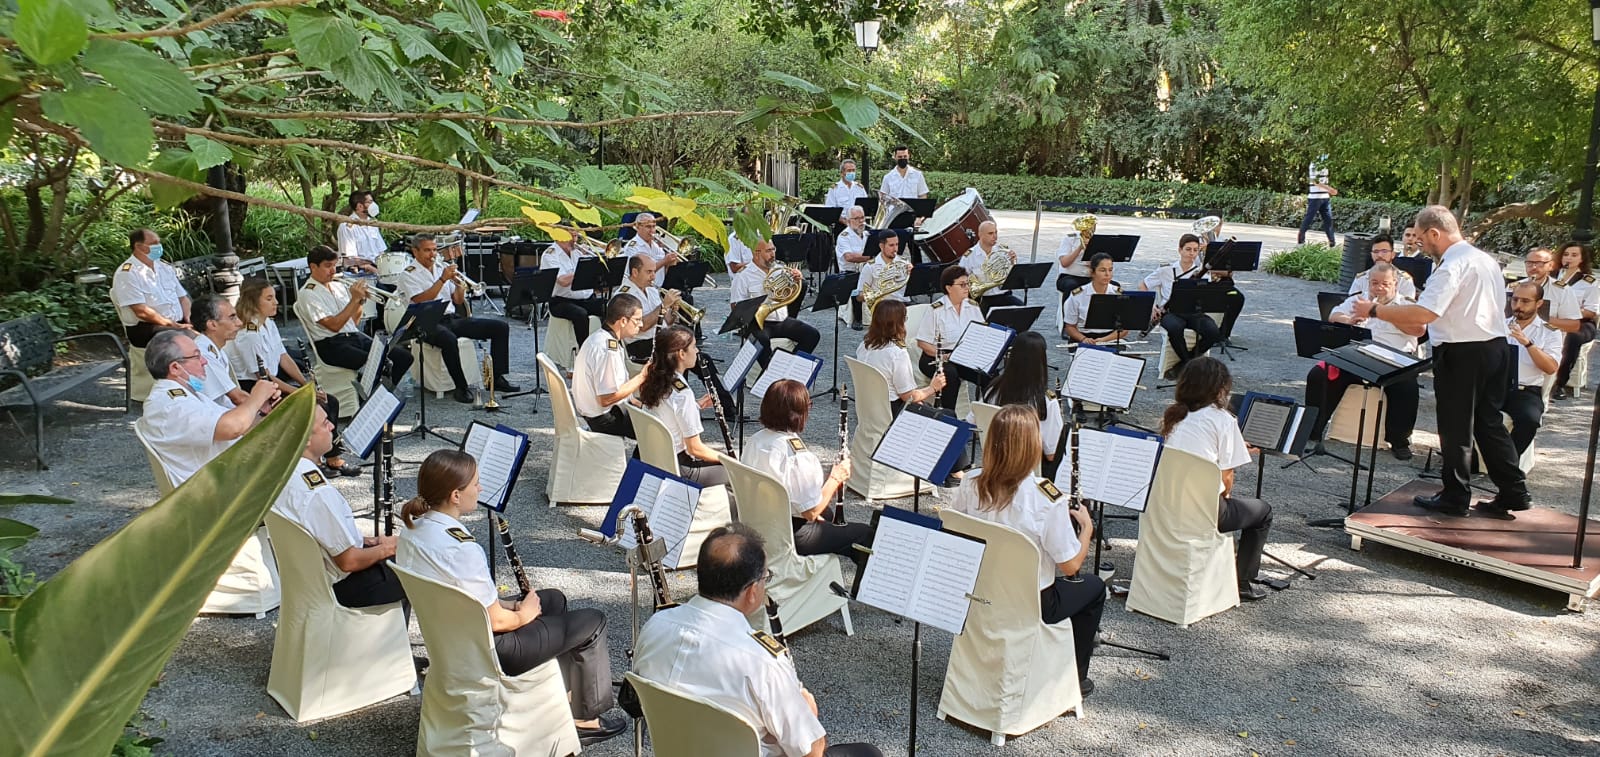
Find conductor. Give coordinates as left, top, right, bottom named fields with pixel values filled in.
left=1352, top=205, right=1530, bottom=518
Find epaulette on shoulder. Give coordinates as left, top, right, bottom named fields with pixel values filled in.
left=1038, top=478, right=1064, bottom=501
left=1586, top=275, right=1596, bottom=284
left=1071, top=286, right=1084, bottom=295
left=931, top=300, right=944, bottom=309
left=301, top=469, right=327, bottom=488
left=672, top=378, right=688, bottom=391
left=121, top=263, right=133, bottom=272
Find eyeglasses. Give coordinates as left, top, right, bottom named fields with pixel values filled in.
left=762, top=568, right=774, bottom=585
left=951, top=281, right=970, bottom=289
left=176, top=353, right=204, bottom=364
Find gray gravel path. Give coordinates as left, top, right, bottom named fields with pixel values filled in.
left=3, top=211, right=1597, bottom=756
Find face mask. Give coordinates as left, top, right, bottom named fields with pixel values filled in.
left=367, top=202, right=380, bottom=218
left=895, top=158, right=909, bottom=169
left=845, top=171, right=857, bottom=182
left=186, top=376, right=206, bottom=394
left=147, top=244, right=164, bottom=260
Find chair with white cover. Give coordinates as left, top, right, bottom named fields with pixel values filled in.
left=623, top=672, right=759, bottom=757
left=263, top=512, right=415, bottom=722
left=718, top=453, right=852, bottom=637
left=1125, top=448, right=1238, bottom=627
left=936, top=510, right=1083, bottom=746
left=121, top=326, right=154, bottom=404
left=969, top=401, right=1039, bottom=477
left=843, top=357, right=931, bottom=501
left=625, top=404, right=734, bottom=570
left=545, top=315, right=602, bottom=372
left=381, top=297, right=480, bottom=397
left=391, top=564, right=582, bottom=757
left=291, top=298, right=360, bottom=416
left=1326, top=385, right=1388, bottom=450
left=537, top=353, right=628, bottom=506
left=133, top=424, right=281, bottom=616
left=1570, top=339, right=1594, bottom=398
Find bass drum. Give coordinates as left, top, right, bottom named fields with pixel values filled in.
left=915, top=187, right=993, bottom=264
left=376, top=252, right=411, bottom=285
left=382, top=292, right=408, bottom=334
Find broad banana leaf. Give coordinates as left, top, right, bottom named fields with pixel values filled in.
left=0, top=387, right=315, bottom=757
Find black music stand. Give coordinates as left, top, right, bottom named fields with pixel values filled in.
left=1164, top=280, right=1238, bottom=363
left=502, top=268, right=557, bottom=408
left=1394, top=255, right=1433, bottom=289
left=1085, top=234, right=1139, bottom=262
left=904, top=198, right=937, bottom=222
left=1285, top=316, right=1373, bottom=472
left=1083, top=291, right=1156, bottom=349
left=1235, top=391, right=1322, bottom=584
left=602, top=258, right=628, bottom=291
left=803, top=205, right=842, bottom=228
left=391, top=301, right=458, bottom=445
left=1308, top=341, right=1432, bottom=527
left=772, top=233, right=813, bottom=265
left=1003, top=262, right=1053, bottom=305
left=1205, top=240, right=1262, bottom=272
left=984, top=304, right=1044, bottom=335
left=809, top=272, right=860, bottom=399
left=664, top=261, right=710, bottom=294
left=572, top=258, right=607, bottom=292
left=720, top=295, right=766, bottom=337
left=1317, top=291, right=1348, bottom=322
left=905, top=263, right=947, bottom=302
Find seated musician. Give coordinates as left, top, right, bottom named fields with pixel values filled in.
left=1550, top=241, right=1598, bottom=400
left=946, top=404, right=1101, bottom=695
left=633, top=524, right=884, bottom=757
left=1061, top=254, right=1128, bottom=346
left=299, top=245, right=414, bottom=387
left=1400, top=224, right=1424, bottom=257
left=190, top=295, right=249, bottom=408
left=617, top=255, right=678, bottom=364
left=1349, top=234, right=1416, bottom=299
left=335, top=190, right=384, bottom=274
left=747, top=379, right=876, bottom=592
left=915, top=265, right=983, bottom=412
left=826, top=158, right=870, bottom=209
left=112, top=228, right=191, bottom=348
left=855, top=231, right=910, bottom=316
left=1143, top=233, right=1221, bottom=379
left=541, top=235, right=606, bottom=344
left=960, top=221, right=1022, bottom=312
left=1052, top=219, right=1093, bottom=302
left=638, top=326, right=729, bottom=488
left=623, top=212, right=676, bottom=289
left=1161, top=357, right=1274, bottom=602
left=136, top=330, right=280, bottom=485
left=854, top=300, right=946, bottom=409
left=573, top=294, right=651, bottom=439
left=731, top=239, right=821, bottom=366
left=397, top=235, right=520, bottom=404
left=973, top=332, right=1065, bottom=478
left=836, top=207, right=872, bottom=330
left=1302, top=263, right=1423, bottom=460
left=1504, top=281, right=1563, bottom=457
left=397, top=449, right=627, bottom=746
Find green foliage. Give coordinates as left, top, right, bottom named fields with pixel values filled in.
left=1265, top=244, right=1342, bottom=283
left=0, top=280, right=119, bottom=336
left=0, top=493, right=72, bottom=634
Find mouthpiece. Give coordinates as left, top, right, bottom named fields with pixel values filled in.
left=577, top=528, right=613, bottom=545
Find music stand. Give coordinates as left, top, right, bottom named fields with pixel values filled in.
left=1394, top=255, right=1433, bottom=289
left=572, top=258, right=607, bottom=292
left=903, top=198, right=937, bottom=222
left=1002, top=262, right=1053, bottom=305
left=809, top=272, right=860, bottom=399
left=391, top=301, right=458, bottom=445
left=1308, top=341, right=1432, bottom=527
left=720, top=295, right=766, bottom=337
left=905, top=263, right=947, bottom=301
left=664, top=261, right=710, bottom=293
left=802, top=205, right=842, bottom=228
left=1085, top=234, right=1139, bottom=262
left=1317, top=291, right=1348, bottom=322
left=502, top=268, right=557, bottom=407
left=985, top=304, right=1044, bottom=335
left=1284, top=316, right=1373, bottom=472
left=1235, top=391, right=1322, bottom=583
left=1083, top=291, right=1156, bottom=349
left=602, top=258, right=628, bottom=291
left=1205, top=240, right=1263, bottom=272
left=772, top=233, right=813, bottom=266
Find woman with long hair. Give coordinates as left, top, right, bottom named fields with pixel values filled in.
left=1551, top=240, right=1597, bottom=399
left=948, top=404, right=1101, bottom=695
left=638, top=325, right=729, bottom=487
left=854, top=298, right=945, bottom=408
left=1159, top=357, right=1274, bottom=602
left=231, top=276, right=359, bottom=476
left=915, top=265, right=983, bottom=411
left=396, top=450, right=627, bottom=745
left=977, top=331, right=1065, bottom=477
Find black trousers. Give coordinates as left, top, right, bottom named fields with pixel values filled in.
left=1504, top=385, right=1546, bottom=454
left=1210, top=280, right=1246, bottom=338
left=583, top=405, right=636, bottom=440
left=793, top=518, right=875, bottom=573
left=825, top=744, right=884, bottom=757
left=419, top=313, right=511, bottom=390
left=1217, top=495, right=1272, bottom=584
left=332, top=561, right=407, bottom=608
left=126, top=321, right=184, bottom=349
left=754, top=319, right=822, bottom=367
left=1040, top=573, right=1105, bottom=678
left=1433, top=340, right=1527, bottom=504
left=1055, top=273, right=1091, bottom=295
left=1303, top=364, right=1419, bottom=447
left=678, top=452, right=730, bottom=489
left=978, top=292, right=1023, bottom=316
left=549, top=296, right=605, bottom=344
left=1556, top=321, right=1597, bottom=389
left=1161, top=311, right=1221, bottom=362
left=494, top=588, right=615, bottom=720
left=314, top=332, right=414, bottom=386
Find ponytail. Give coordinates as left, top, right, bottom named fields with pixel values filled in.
left=399, top=496, right=430, bottom=529
left=1161, top=356, right=1231, bottom=437
left=402, top=449, right=479, bottom=529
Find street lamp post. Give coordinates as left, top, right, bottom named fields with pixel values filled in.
left=854, top=20, right=882, bottom=192
left=1570, top=1, right=1600, bottom=569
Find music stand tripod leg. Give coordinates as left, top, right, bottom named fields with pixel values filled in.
left=813, top=306, right=842, bottom=400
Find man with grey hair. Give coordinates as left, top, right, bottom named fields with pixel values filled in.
left=1305, top=263, right=1424, bottom=459
left=836, top=206, right=871, bottom=329
left=1353, top=205, right=1530, bottom=518
left=137, top=329, right=279, bottom=485
left=623, top=212, right=676, bottom=288
left=191, top=295, right=249, bottom=408
left=825, top=158, right=868, bottom=210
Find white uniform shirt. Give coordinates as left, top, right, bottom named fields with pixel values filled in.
left=633, top=595, right=825, bottom=757
left=1164, top=405, right=1251, bottom=495
left=647, top=375, right=703, bottom=455
left=137, top=379, right=233, bottom=486
left=193, top=333, right=240, bottom=407
left=825, top=180, right=868, bottom=209
left=1507, top=315, right=1563, bottom=388
left=947, top=470, right=1080, bottom=591
left=731, top=266, right=789, bottom=323
left=1550, top=273, right=1600, bottom=321
left=835, top=227, right=868, bottom=273
left=960, top=244, right=1011, bottom=297
left=396, top=257, right=458, bottom=316
left=624, top=235, right=670, bottom=287
left=855, top=342, right=917, bottom=397
left=1142, top=259, right=1204, bottom=307
left=298, top=278, right=362, bottom=341
left=1054, top=233, right=1090, bottom=278
left=111, top=256, right=188, bottom=328
left=272, top=457, right=364, bottom=584
left=227, top=319, right=288, bottom=381
left=973, top=390, right=1065, bottom=457
left=916, top=296, right=983, bottom=352
left=747, top=428, right=825, bottom=517
left=573, top=329, right=629, bottom=418
left=1349, top=269, right=1417, bottom=300
left=879, top=166, right=928, bottom=199
left=336, top=214, right=387, bottom=262
left=541, top=243, right=594, bottom=300
left=857, top=255, right=909, bottom=304
left=617, top=281, right=664, bottom=344
left=725, top=232, right=753, bottom=272
left=1062, top=281, right=1123, bottom=336
left=1414, top=241, right=1508, bottom=346
left=396, top=509, right=497, bottom=607
left=1332, top=294, right=1420, bottom=355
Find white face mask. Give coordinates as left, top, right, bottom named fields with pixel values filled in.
left=367, top=202, right=380, bottom=218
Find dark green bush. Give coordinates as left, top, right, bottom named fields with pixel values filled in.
left=0, top=279, right=121, bottom=336
left=1264, top=243, right=1342, bottom=283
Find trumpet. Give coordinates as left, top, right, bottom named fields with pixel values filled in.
left=663, top=289, right=707, bottom=326
left=450, top=267, right=487, bottom=298
left=334, top=274, right=399, bottom=303
left=479, top=344, right=500, bottom=411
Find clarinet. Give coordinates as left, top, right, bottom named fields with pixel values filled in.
left=833, top=383, right=850, bottom=525
left=694, top=353, right=737, bottom=458
left=494, top=512, right=534, bottom=598
left=1063, top=374, right=1084, bottom=534
left=765, top=595, right=788, bottom=648
left=627, top=508, right=679, bottom=610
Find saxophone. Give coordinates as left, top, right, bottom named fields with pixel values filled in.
left=753, top=262, right=803, bottom=325
left=862, top=257, right=912, bottom=312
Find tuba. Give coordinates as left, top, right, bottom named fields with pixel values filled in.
left=862, top=258, right=912, bottom=312
left=969, top=244, right=1015, bottom=299
left=753, top=262, right=803, bottom=324
left=870, top=191, right=914, bottom=230
left=1073, top=214, right=1097, bottom=245
left=1192, top=215, right=1223, bottom=244
left=767, top=196, right=807, bottom=235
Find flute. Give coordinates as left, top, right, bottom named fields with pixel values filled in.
left=833, top=383, right=849, bottom=525
left=494, top=511, right=534, bottom=598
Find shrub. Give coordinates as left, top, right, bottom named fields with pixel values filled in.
left=0, top=280, right=121, bottom=336
left=1264, top=243, right=1342, bottom=283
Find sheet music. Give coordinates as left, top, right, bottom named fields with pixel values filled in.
left=359, top=337, right=384, bottom=396
left=1064, top=347, right=1144, bottom=409
left=1240, top=400, right=1293, bottom=450
left=463, top=424, right=525, bottom=510
left=1358, top=342, right=1419, bottom=368
left=949, top=322, right=1010, bottom=374
left=749, top=350, right=822, bottom=399
left=1285, top=407, right=1306, bottom=454
left=1062, top=427, right=1160, bottom=512
left=873, top=411, right=960, bottom=480
left=722, top=338, right=763, bottom=395
left=343, top=386, right=399, bottom=459
left=616, top=472, right=701, bottom=569
left=855, top=509, right=985, bottom=635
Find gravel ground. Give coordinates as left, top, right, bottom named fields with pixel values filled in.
left=3, top=211, right=1598, bottom=756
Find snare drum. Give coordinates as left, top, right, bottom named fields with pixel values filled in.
left=376, top=252, right=411, bottom=284
left=916, top=188, right=993, bottom=264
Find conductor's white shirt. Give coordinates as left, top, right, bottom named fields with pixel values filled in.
left=298, top=278, right=362, bottom=340
left=1142, top=259, right=1204, bottom=307
left=747, top=428, right=825, bottom=517
left=1414, top=241, right=1508, bottom=346
left=396, top=257, right=458, bottom=315
left=855, top=342, right=918, bottom=398
left=624, top=235, right=670, bottom=287
left=825, top=180, right=868, bottom=209
left=1507, top=315, right=1563, bottom=388
left=137, top=379, right=232, bottom=486
left=111, top=256, right=187, bottom=327
left=396, top=509, right=497, bottom=607
left=645, top=375, right=702, bottom=455
left=573, top=329, right=629, bottom=418
left=272, top=457, right=364, bottom=584
left=193, top=333, right=239, bottom=407
left=1062, top=281, right=1123, bottom=335
left=228, top=319, right=288, bottom=380
left=541, top=243, right=593, bottom=300
left=879, top=166, right=928, bottom=199
left=616, top=281, right=663, bottom=344
left=916, top=296, right=983, bottom=352
left=1164, top=405, right=1251, bottom=494
left=857, top=254, right=909, bottom=304
left=835, top=227, right=868, bottom=273
left=947, top=470, right=1081, bottom=591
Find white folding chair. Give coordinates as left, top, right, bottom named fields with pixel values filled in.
left=1571, top=339, right=1594, bottom=398
left=291, top=298, right=360, bottom=416
left=624, top=672, right=760, bottom=757
left=120, top=323, right=154, bottom=404
left=538, top=353, right=628, bottom=506
left=1126, top=448, right=1239, bottom=627
left=625, top=404, right=734, bottom=569
left=843, top=357, right=932, bottom=501
left=263, top=512, right=415, bottom=722
left=545, top=315, right=601, bottom=372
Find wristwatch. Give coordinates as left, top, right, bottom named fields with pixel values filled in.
left=1371, top=303, right=1380, bottom=320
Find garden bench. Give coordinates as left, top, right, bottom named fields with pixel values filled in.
left=0, top=314, right=130, bottom=470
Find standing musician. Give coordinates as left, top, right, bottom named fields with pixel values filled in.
left=638, top=326, right=730, bottom=487
left=732, top=239, right=822, bottom=365
left=1302, top=263, right=1423, bottom=460
left=136, top=330, right=279, bottom=485
left=1348, top=234, right=1416, bottom=299
left=725, top=230, right=754, bottom=275
left=826, top=159, right=870, bottom=209
left=335, top=190, right=384, bottom=273
left=541, top=235, right=606, bottom=345
left=879, top=145, right=928, bottom=200
left=633, top=524, right=884, bottom=757
left=1053, top=219, right=1093, bottom=300
left=1160, top=357, right=1275, bottom=602
left=916, top=265, right=984, bottom=411
left=112, top=228, right=191, bottom=348
left=748, top=379, right=875, bottom=592
left=1401, top=224, right=1425, bottom=257
left=854, top=300, right=946, bottom=409
left=947, top=405, right=1101, bottom=695
left=1352, top=206, right=1531, bottom=519
left=623, top=212, right=678, bottom=289
left=573, top=294, right=651, bottom=440
left=1550, top=241, right=1598, bottom=400
left=1143, top=233, right=1220, bottom=378
left=232, top=278, right=361, bottom=477
left=836, top=207, right=871, bottom=330
left=397, top=235, right=520, bottom=404
left=855, top=231, right=910, bottom=316
left=617, top=255, right=679, bottom=364
left=273, top=403, right=405, bottom=608
left=397, top=450, right=628, bottom=746
left=299, top=245, right=414, bottom=387
left=961, top=221, right=1022, bottom=312
left=1504, top=281, right=1562, bottom=457
left=974, top=332, right=1065, bottom=479
left=190, top=295, right=248, bottom=408
left=1062, top=254, right=1128, bottom=346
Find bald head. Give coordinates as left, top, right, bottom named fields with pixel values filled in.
left=978, top=220, right=998, bottom=249
left=696, top=524, right=767, bottom=605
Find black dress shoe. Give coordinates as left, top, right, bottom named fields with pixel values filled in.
left=1391, top=444, right=1414, bottom=461
left=577, top=712, right=629, bottom=746
left=452, top=387, right=476, bottom=404
left=1078, top=678, right=1095, bottom=697
left=1487, top=495, right=1532, bottom=512
left=495, top=376, right=522, bottom=392
left=1413, top=493, right=1468, bottom=516
left=1552, top=387, right=1570, bottom=401
left=1239, top=584, right=1269, bottom=602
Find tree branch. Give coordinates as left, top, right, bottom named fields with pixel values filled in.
left=217, top=106, right=758, bottom=130
left=96, top=0, right=315, bottom=42
left=183, top=50, right=295, bottom=73
left=1514, top=33, right=1597, bottom=71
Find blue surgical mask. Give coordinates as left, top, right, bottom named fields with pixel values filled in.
left=845, top=172, right=857, bottom=182
left=186, top=375, right=205, bottom=394
left=147, top=243, right=164, bottom=260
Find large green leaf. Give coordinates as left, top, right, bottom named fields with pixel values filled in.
left=182, top=136, right=233, bottom=171
left=389, top=23, right=453, bottom=66
left=487, top=30, right=524, bottom=78
left=13, top=0, right=88, bottom=67
left=0, top=518, right=40, bottom=552
left=758, top=70, right=823, bottom=95
left=0, top=495, right=72, bottom=507
left=444, top=0, right=492, bottom=50
left=829, top=90, right=880, bottom=131
left=39, top=85, right=153, bottom=168
left=146, top=148, right=203, bottom=210
left=0, top=389, right=314, bottom=757
left=286, top=10, right=362, bottom=69
left=81, top=40, right=203, bottom=116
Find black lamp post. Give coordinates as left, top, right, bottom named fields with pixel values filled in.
left=1570, top=1, right=1600, bottom=568
left=854, top=19, right=882, bottom=192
